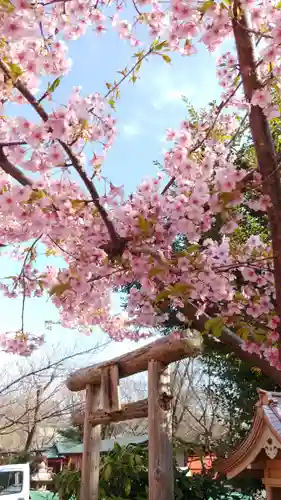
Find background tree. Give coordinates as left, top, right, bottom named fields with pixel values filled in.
left=57, top=425, right=83, bottom=444
left=0, top=341, right=108, bottom=451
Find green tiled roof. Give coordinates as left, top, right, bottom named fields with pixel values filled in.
left=44, top=435, right=148, bottom=458
left=55, top=441, right=83, bottom=455
left=44, top=446, right=60, bottom=459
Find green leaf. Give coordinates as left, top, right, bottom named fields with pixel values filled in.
left=28, top=189, right=47, bottom=202
left=49, top=282, right=70, bottom=297
left=185, top=244, right=200, bottom=254
left=100, top=487, right=106, bottom=496
left=199, top=0, right=215, bottom=13
left=237, top=326, right=249, bottom=341
left=0, top=0, right=14, bottom=12
left=205, top=317, right=224, bottom=337
left=134, top=454, right=143, bottom=465
left=148, top=267, right=163, bottom=278
left=103, top=463, right=112, bottom=481
left=128, top=453, right=135, bottom=467
left=254, top=328, right=268, bottom=342
left=233, top=74, right=240, bottom=87
left=135, top=61, right=142, bottom=72
left=124, top=478, right=131, bottom=497
left=113, top=442, right=121, bottom=453
left=220, top=190, right=239, bottom=206
left=153, top=40, right=168, bottom=51
left=154, top=288, right=170, bottom=303
left=108, top=98, right=116, bottom=110
left=47, top=77, right=61, bottom=94
left=169, top=282, right=191, bottom=297
left=138, top=215, right=151, bottom=234
left=161, top=54, right=171, bottom=64
left=134, top=50, right=144, bottom=59
left=72, top=199, right=86, bottom=211
left=8, top=62, right=23, bottom=79
left=45, top=248, right=56, bottom=256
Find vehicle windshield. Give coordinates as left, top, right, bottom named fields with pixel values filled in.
left=0, top=471, right=23, bottom=495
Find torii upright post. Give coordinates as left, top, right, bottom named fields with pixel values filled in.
left=66, top=332, right=200, bottom=500
left=148, top=361, right=174, bottom=500
left=80, top=384, right=101, bottom=500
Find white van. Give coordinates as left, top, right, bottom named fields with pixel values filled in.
left=0, top=464, right=30, bottom=500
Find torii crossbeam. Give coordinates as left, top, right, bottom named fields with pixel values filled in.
left=66, top=332, right=200, bottom=500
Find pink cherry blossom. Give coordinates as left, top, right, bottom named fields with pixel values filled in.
left=0, top=0, right=280, bottom=366
left=251, top=88, right=272, bottom=109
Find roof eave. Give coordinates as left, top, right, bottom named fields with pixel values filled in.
left=216, top=407, right=265, bottom=478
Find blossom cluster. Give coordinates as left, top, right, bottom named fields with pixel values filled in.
left=0, top=0, right=281, bottom=368
left=0, top=331, right=44, bottom=355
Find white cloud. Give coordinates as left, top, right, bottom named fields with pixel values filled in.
left=137, top=48, right=223, bottom=112
left=122, top=122, right=142, bottom=137
left=152, top=82, right=194, bottom=110
left=145, top=66, right=195, bottom=110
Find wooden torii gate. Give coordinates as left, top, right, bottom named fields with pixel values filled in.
left=66, top=332, right=200, bottom=500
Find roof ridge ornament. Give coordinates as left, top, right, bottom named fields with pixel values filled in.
left=264, top=436, right=281, bottom=459
left=257, top=388, right=271, bottom=406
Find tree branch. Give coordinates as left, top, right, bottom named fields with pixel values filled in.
left=18, top=234, right=43, bottom=334
left=58, top=139, right=124, bottom=254
left=103, top=46, right=154, bottom=100
left=183, top=301, right=281, bottom=385
left=0, top=341, right=110, bottom=396
left=0, top=147, right=32, bottom=186
left=0, top=142, right=27, bottom=147
left=0, top=58, right=126, bottom=255
left=232, top=1, right=281, bottom=358
left=0, top=59, right=48, bottom=122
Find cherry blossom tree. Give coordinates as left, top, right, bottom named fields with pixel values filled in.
left=1, top=0, right=281, bottom=381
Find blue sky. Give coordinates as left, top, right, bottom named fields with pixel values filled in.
left=0, top=26, right=225, bottom=366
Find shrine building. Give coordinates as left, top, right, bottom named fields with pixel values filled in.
left=218, top=389, right=281, bottom=500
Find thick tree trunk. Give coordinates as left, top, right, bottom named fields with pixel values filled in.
left=232, top=1, right=281, bottom=346
left=24, top=388, right=41, bottom=451
left=24, top=425, right=36, bottom=452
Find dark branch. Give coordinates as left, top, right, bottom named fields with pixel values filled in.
left=0, top=147, right=32, bottom=186
left=58, top=139, right=124, bottom=253
left=0, top=59, right=124, bottom=254
left=183, top=301, right=281, bottom=386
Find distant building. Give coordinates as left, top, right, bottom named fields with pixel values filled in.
left=40, top=434, right=189, bottom=472
left=41, top=435, right=149, bottom=472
